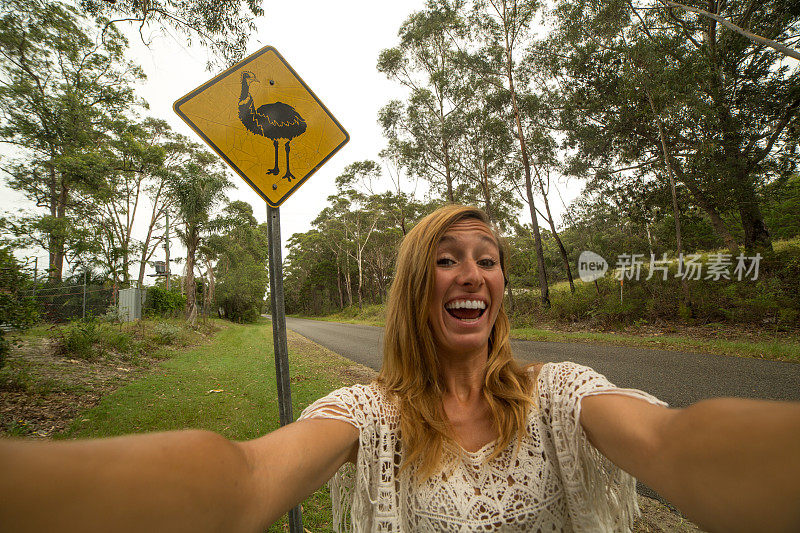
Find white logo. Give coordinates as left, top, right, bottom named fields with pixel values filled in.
left=578, top=251, right=608, bottom=282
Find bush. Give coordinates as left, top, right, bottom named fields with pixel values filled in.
left=0, top=248, right=39, bottom=368
left=153, top=323, right=182, bottom=345
left=145, top=287, right=186, bottom=317
left=59, top=318, right=101, bottom=360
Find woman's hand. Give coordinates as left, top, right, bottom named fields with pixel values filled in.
left=580, top=394, right=800, bottom=533
left=0, top=418, right=358, bottom=532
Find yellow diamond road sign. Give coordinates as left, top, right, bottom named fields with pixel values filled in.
left=174, top=46, right=349, bottom=207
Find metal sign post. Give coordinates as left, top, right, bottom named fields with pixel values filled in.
left=266, top=205, right=302, bottom=531
left=174, top=46, right=349, bottom=533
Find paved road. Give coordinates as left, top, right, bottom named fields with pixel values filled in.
left=284, top=316, right=800, bottom=407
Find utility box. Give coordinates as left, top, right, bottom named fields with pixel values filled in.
left=118, top=287, right=143, bottom=322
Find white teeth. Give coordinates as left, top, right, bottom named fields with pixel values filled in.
left=445, top=300, right=486, bottom=310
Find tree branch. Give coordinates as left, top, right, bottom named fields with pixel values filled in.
left=657, top=0, right=800, bottom=60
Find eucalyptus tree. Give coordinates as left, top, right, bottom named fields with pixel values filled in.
left=78, top=0, right=264, bottom=68
left=86, top=117, right=175, bottom=285
left=169, top=146, right=231, bottom=324
left=327, top=161, right=384, bottom=310
left=549, top=0, right=799, bottom=252
left=284, top=229, right=340, bottom=315
left=449, top=71, right=521, bottom=231
left=0, top=0, right=144, bottom=282
left=135, top=125, right=191, bottom=287
left=378, top=0, right=470, bottom=202
left=460, top=0, right=551, bottom=306
left=207, top=201, right=270, bottom=323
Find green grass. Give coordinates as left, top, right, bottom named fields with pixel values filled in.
left=295, top=303, right=386, bottom=327
left=59, top=317, right=362, bottom=531
left=510, top=327, right=800, bottom=363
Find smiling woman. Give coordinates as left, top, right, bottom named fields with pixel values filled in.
left=1, top=205, right=800, bottom=533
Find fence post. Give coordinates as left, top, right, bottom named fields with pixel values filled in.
left=83, top=271, right=87, bottom=319
left=32, top=257, right=37, bottom=298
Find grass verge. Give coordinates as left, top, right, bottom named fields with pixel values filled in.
left=510, top=327, right=800, bottom=363
left=58, top=318, right=371, bottom=532
left=294, top=303, right=386, bottom=327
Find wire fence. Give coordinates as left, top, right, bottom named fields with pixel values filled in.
left=25, top=283, right=117, bottom=323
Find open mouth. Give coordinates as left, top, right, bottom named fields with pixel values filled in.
left=445, top=299, right=487, bottom=322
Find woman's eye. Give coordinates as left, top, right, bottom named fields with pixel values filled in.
left=436, top=258, right=455, bottom=266
left=479, top=258, right=498, bottom=268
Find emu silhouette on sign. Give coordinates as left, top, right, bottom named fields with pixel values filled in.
left=238, top=71, right=307, bottom=183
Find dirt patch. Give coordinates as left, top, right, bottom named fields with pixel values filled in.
left=1, top=321, right=219, bottom=439
left=635, top=495, right=705, bottom=532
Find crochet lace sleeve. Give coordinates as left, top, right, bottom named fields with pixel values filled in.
left=539, top=361, right=668, bottom=532
left=297, top=384, right=387, bottom=532
left=297, top=385, right=366, bottom=430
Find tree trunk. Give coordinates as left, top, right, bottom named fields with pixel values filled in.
left=648, top=91, right=692, bottom=309
left=356, top=246, right=364, bottom=311
left=185, top=233, right=198, bottom=324
left=506, top=60, right=549, bottom=307
left=49, top=178, right=69, bottom=283
left=481, top=163, right=494, bottom=222
left=444, top=139, right=454, bottom=202
left=676, top=168, right=739, bottom=252
left=534, top=166, right=574, bottom=293
left=336, top=257, right=344, bottom=309
left=343, top=254, right=353, bottom=307
left=738, top=186, right=772, bottom=252
left=204, top=257, right=215, bottom=322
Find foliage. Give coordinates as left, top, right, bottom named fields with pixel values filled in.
left=58, top=318, right=102, bottom=360
left=0, top=248, right=38, bottom=368
left=545, top=0, right=799, bottom=252
left=209, top=201, right=269, bottom=324
left=145, top=286, right=186, bottom=317
left=78, top=0, right=264, bottom=69
left=0, top=0, right=144, bottom=281
left=152, top=323, right=182, bottom=345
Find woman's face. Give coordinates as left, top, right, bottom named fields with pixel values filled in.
left=428, top=218, right=505, bottom=361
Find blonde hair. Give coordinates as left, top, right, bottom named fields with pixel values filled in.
left=377, top=205, right=535, bottom=481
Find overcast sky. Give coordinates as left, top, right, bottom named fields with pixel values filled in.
left=5, top=0, right=583, bottom=278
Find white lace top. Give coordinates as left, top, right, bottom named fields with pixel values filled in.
left=298, top=361, right=667, bottom=532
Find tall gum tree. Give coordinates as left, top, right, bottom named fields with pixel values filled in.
left=0, top=0, right=143, bottom=281
left=548, top=0, right=799, bottom=253
left=464, top=0, right=551, bottom=306
left=378, top=0, right=471, bottom=203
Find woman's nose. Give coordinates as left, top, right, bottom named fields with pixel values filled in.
left=456, top=260, right=482, bottom=286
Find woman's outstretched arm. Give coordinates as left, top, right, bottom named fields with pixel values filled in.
left=0, top=418, right=358, bottom=533
left=580, top=394, right=800, bottom=533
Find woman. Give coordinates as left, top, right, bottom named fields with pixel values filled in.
left=1, top=205, right=799, bottom=532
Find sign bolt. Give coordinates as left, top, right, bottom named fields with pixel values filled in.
left=272, top=183, right=278, bottom=190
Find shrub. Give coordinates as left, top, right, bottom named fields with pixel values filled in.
left=153, top=323, right=182, bottom=345
left=145, top=287, right=186, bottom=317
left=59, top=318, right=101, bottom=360
left=0, top=248, right=39, bottom=368
left=102, top=328, right=134, bottom=353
